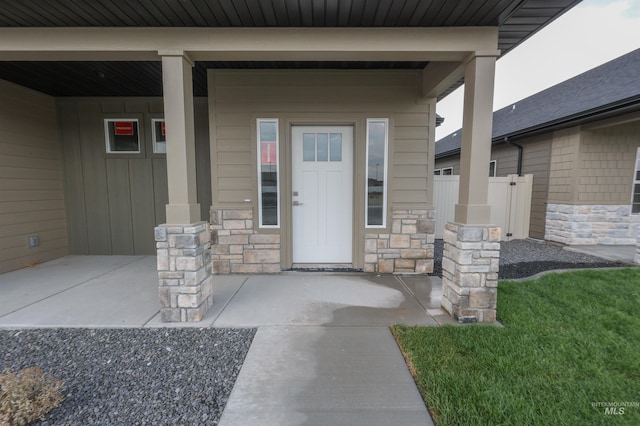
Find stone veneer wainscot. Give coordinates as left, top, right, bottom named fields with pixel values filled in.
left=545, top=204, right=640, bottom=245
left=210, top=209, right=281, bottom=274
left=364, top=210, right=435, bottom=273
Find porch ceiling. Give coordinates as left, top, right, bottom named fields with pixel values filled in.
left=0, top=0, right=581, bottom=98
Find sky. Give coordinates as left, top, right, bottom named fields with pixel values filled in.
left=435, top=0, right=640, bottom=140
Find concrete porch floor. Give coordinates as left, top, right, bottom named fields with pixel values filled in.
left=0, top=255, right=445, bottom=425
left=0, top=255, right=452, bottom=328
left=2, top=246, right=628, bottom=426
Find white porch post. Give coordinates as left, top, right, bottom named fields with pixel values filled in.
left=154, top=52, right=212, bottom=322
left=441, top=52, right=501, bottom=323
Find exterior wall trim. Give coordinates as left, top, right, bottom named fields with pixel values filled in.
left=0, top=27, right=499, bottom=62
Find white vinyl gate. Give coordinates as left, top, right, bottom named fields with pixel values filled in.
left=434, top=174, right=533, bottom=241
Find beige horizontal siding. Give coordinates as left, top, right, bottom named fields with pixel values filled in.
left=0, top=218, right=66, bottom=239
left=395, top=164, right=431, bottom=177
left=490, top=144, right=518, bottom=176
left=434, top=156, right=460, bottom=175
left=393, top=110, right=432, bottom=206
left=435, top=143, right=521, bottom=177
left=0, top=79, right=67, bottom=273
left=210, top=69, right=431, bottom=210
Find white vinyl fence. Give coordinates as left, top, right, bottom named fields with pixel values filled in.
left=434, top=174, right=533, bottom=241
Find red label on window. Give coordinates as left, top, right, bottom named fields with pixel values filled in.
left=114, top=121, right=134, bottom=135
left=261, top=142, right=277, bottom=166
left=161, top=121, right=166, bottom=136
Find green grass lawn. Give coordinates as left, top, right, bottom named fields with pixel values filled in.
left=393, top=268, right=640, bottom=425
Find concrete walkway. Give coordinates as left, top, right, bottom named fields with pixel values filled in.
left=0, top=256, right=443, bottom=425
left=563, top=244, right=636, bottom=263
left=219, top=326, right=431, bottom=425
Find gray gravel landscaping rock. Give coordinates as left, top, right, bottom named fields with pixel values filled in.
left=431, top=239, right=626, bottom=279
left=0, top=328, right=255, bottom=425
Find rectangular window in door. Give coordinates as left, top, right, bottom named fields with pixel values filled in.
left=258, top=119, right=279, bottom=227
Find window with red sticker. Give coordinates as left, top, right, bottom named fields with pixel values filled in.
left=104, top=119, right=140, bottom=153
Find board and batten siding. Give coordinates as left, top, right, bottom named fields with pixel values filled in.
left=58, top=97, right=211, bottom=256
left=0, top=79, right=67, bottom=273
left=209, top=69, right=433, bottom=211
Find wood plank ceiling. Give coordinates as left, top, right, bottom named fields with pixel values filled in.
left=0, top=0, right=581, bottom=97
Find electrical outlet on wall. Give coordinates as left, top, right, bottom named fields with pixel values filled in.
left=28, top=235, right=39, bottom=247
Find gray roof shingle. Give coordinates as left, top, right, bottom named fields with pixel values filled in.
left=436, top=48, right=640, bottom=157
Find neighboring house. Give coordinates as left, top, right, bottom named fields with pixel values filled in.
left=435, top=48, right=640, bottom=244
left=0, top=1, right=581, bottom=323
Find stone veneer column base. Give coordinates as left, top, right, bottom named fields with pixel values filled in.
left=210, top=209, right=281, bottom=274
left=441, top=222, right=500, bottom=323
left=155, top=221, right=213, bottom=322
left=364, top=209, right=435, bottom=273
left=545, top=204, right=640, bottom=245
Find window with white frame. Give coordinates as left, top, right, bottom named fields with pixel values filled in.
left=632, top=148, right=640, bottom=214
left=441, top=167, right=453, bottom=175
left=434, top=169, right=442, bottom=175
left=152, top=119, right=166, bottom=153
left=365, top=118, right=388, bottom=227
left=257, top=119, right=280, bottom=227
left=489, top=160, right=497, bottom=177
left=104, top=119, right=140, bottom=153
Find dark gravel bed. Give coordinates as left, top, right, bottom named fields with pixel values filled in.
left=431, top=239, right=627, bottom=279
left=0, top=328, right=255, bottom=425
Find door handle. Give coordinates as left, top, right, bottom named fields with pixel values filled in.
left=293, top=201, right=304, bottom=206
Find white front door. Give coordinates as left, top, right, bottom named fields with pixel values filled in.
left=292, top=126, right=353, bottom=263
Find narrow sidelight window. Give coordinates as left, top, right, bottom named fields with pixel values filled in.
left=632, top=148, right=640, bottom=214
left=257, top=119, right=280, bottom=227
left=365, top=118, right=388, bottom=227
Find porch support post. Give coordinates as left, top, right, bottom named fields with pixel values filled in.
left=155, top=52, right=212, bottom=322
left=441, top=52, right=501, bottom=323
left=455, top=53, right=497, bottom=225
left=161, top=52, right=200, bottom=224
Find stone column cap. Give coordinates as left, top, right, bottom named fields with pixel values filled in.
left=156, top=220, right=209, bottom=227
